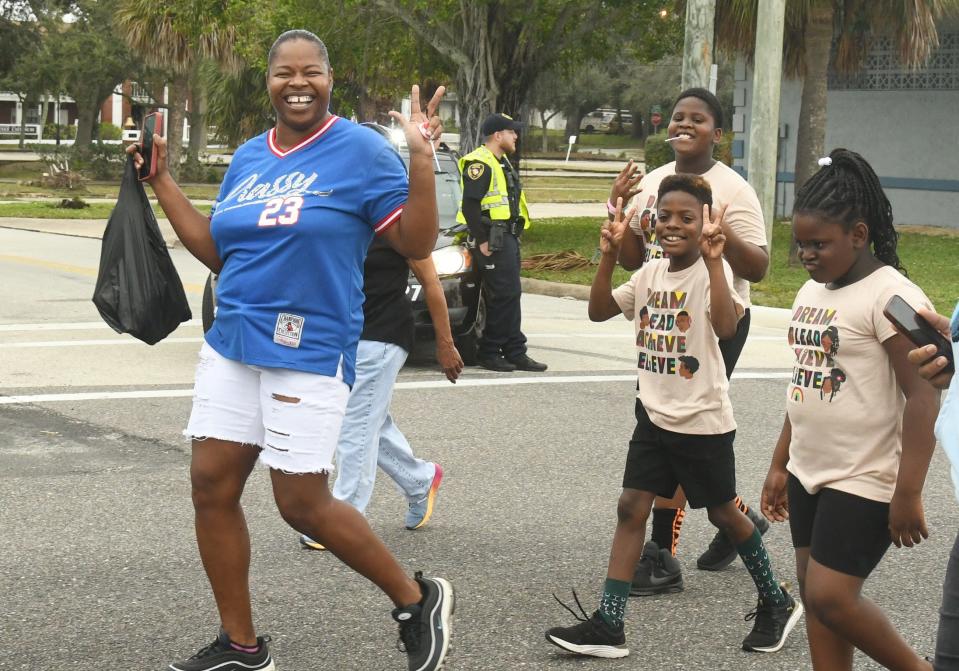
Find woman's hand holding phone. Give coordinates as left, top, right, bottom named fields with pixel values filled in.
left=127, top=133, right=167, bottom=185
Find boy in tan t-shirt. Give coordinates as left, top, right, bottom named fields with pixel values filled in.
left=544, top=175, right=803, bottom=660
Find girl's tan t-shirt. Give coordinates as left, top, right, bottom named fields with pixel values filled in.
left=786, top=265, right=933, bottom=502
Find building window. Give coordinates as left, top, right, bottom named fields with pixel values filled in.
left=829, top=32, right=958, bottom=91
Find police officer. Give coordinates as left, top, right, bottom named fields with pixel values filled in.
left=456, top=113, right=547, bottom=372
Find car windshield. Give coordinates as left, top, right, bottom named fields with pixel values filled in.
left=400, top=149, right=462, bottom=230
left=436, top=175, right=461, bottom=224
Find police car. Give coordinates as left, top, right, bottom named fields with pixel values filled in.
left=200, top=124, right=484, bottom=364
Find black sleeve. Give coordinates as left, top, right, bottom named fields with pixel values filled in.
left=460, top=161, right=493, bottom=244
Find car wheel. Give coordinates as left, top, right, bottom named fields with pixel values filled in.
left=201, top=273, right=216, bottom=333
left=584, top=125, right=595, bottom=134
left=456, top=292, right=485, bottom=366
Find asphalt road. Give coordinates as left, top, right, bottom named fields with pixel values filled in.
left=1, top=227, right=955, bottom=670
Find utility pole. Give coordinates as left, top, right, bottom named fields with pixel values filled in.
left=681, top=0, right=715, bottom=90
left=747, top=0, right=787, bottom=253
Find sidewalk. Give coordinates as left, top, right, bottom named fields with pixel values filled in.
left=0, top=214, right=792, bottom=328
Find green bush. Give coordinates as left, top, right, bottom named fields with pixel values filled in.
left=716, top=132, right=733, bottom=167
left=98, top=123, right=122, bottom=141
left=42, top=123, right=77, bottom=140
left=643, top=131, right=672, bottom=171
left=72, top=142, right=127, bottom=180
left=180, top=157, right=222, bottom=184
left=32, top=142, right=127, bottom=181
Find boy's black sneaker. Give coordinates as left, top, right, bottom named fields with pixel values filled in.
left=168, top=629, right=274, bottom=671
left=742, top=584, right=804, bottom=653
left=630, top=540, right=684, bottom=596
left=698, top=506, right=770, bottom=571
left=392, top=572, right=455, bottom=671
left=545, top=591, right=629, bottom=658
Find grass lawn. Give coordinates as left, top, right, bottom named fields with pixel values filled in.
left=521, top=217, right=959, bottom=310
left=0, top=179, right=219, bottom=201
left=0, top=200, right=166, bottom=219
left=523, top=175, right=612, bottom=203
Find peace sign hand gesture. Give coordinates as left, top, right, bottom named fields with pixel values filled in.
left=699, top=203, right=728, bottom=261
left=600, top=197, right=637, bottom=256
left=389, top=84, right=446, bottom=158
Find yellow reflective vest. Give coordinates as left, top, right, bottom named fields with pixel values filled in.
left=455, top=145, right=530, bottom=229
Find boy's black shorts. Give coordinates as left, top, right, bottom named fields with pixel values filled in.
left=787, top=473, right=891, bottom=578
left=622, top=400, right=737, bottom=509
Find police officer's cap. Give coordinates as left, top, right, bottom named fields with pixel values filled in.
left=481, top=113, right=524, bottom=136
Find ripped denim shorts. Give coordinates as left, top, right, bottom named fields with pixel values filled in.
left=184, top=342, right=349, bottom=473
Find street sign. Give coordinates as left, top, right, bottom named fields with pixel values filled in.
left=651, top=112, right=662, bottom=126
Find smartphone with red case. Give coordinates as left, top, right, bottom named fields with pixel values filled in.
left=137, top=111, right=163, bottom=182
left=883, top=294, right=955, bottom=373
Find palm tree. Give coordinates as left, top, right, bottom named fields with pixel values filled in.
left=716, top=0, right=954, bottom=198
left=113, top=0, right=241, bottom=178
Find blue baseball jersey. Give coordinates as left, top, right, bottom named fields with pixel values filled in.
left=205, top=116, right=408, bottom=385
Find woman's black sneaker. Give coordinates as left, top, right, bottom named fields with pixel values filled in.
left=545, top=591, right=629, bottom=658
left=742, top=584, right=804, bottom=653
left=392, top=572, right=455, bottom=671
left=168, top=629, right=274, bottom=671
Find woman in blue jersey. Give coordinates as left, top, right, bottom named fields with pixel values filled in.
left=130, top=29, right=453, bottom=671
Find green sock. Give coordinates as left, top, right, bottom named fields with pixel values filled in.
left=736, top=528, right=787, bottom=607
left=598, top=578, right=631, bottom=628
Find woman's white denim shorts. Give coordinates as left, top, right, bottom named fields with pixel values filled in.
left=184, top=342, right=349, bottom=474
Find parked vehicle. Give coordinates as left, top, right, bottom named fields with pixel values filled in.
left=201, top=124, right=485, bottom=364
left=579, top=108, right=633, bottom=134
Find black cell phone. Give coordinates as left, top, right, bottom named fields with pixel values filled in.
left=137, top=111, right=163, bottom=182
left=883, top=294, right=955, bottom=373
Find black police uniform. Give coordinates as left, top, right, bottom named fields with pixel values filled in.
left=460, top=154, right=530, bottom=365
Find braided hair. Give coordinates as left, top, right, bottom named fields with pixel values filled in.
left=793, top=148, right=904, bottom=273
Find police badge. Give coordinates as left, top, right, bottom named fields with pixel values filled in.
left=467, top=163, right=485, bottom=180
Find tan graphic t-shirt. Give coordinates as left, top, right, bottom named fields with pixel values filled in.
left=786, top=265, right=933, bottom=502
left=628, top=161, right=766, bottom=306
left=613, top=257, right=744, bottom=435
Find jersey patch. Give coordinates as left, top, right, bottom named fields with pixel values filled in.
left=467, top=163, right=486, bottom=180
left=274, top=313, right=305, bottom=348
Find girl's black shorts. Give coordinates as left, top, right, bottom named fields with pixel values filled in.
left=787, top=473, right=891, bottom=578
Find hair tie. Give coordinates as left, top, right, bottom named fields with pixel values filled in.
left=817, top=156, right=832, bottom=167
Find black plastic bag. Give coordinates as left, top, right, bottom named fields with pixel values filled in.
left=92, top=156, right=192, bottom=344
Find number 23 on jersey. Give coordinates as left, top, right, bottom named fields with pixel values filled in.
left=258, top=196, right=304, bottom=227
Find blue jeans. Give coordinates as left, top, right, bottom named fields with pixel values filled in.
left=332, top=339, right=435, bottom=514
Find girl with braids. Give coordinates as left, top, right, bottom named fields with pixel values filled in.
left=762, top=148, right=940, bottom=671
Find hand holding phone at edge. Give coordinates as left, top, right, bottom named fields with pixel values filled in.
left=906, top=307, right=954, bottom=389
left=125, top=134, right=168, bottom=186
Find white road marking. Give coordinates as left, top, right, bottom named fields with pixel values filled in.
left=0, top=337, right=204, bottom=348
left=0, top=320, right=203, bottom=332
left=0, top=371, right=792, bottom=405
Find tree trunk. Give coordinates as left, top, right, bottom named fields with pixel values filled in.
left=790, top=3, right=834, bottom=264
left=187, top=76, right=207, bottom=162
left=540, top=109, right=549, bottom=152
left=564, top=108, right=584, bottom=138
left=74, top=99, right=98, bottom=148
left=166, top=72, right=190, bottom=181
